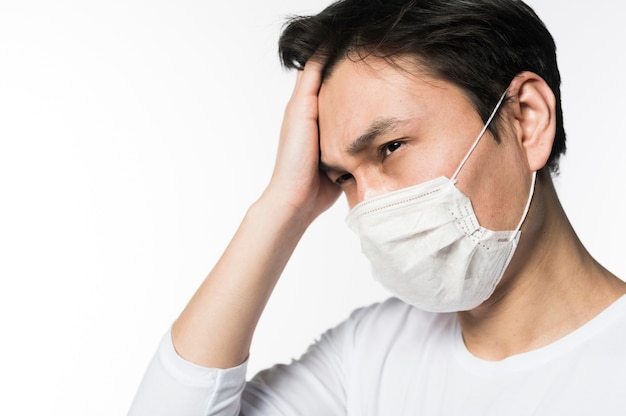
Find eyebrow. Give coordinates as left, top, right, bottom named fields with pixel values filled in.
left=347, top=117, right=404, bottom=156
left=319, top=117, right=406, bottom=172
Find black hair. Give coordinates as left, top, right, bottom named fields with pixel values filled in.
left=278, top=0, right=566, bottom=172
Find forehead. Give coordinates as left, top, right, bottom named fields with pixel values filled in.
left=319, top=57, right=429, bottom=123
left=317, top=57, right=474, bottom=155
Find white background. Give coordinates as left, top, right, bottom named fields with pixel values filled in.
left=0, top=1, right=624, bottom=415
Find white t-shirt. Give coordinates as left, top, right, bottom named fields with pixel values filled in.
left=129, top=295, right=626, bottom=415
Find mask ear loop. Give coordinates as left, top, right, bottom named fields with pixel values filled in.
left=451, top=91, right=508, bottom=182
left=512, top=170, right=537, bottom=235
left=447, top=90, right=535, bottom=237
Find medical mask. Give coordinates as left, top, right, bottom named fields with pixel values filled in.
left=345, top=93, right=536, bottom=312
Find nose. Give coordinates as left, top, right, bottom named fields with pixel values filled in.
left=349, top=172, right=392, bottom=208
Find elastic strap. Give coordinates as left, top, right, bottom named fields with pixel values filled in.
left=451, top=92, right=508, bottom=181
left=513, top=170, right=537, bottom=234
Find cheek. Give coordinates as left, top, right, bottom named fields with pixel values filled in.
left=389, top=143, right=462, bottom=187
left=458, top=140, right=531, bottom=231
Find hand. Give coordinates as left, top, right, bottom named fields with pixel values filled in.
left=262, top=58, right=342, bottom=223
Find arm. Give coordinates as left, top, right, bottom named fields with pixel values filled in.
left=129, top=60, right=339, bottom=416
left=170, top=59, right=339, bottom=370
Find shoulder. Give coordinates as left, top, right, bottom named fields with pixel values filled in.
left=323, top=298, right=457, bottom=386
left=349, top=296, right=452, bottom=322
left=583, top=294, right=626, bottom=348
left=340, top=297, right=456, bottom=343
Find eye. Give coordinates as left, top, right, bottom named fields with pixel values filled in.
left=334, top=172, right=354, bottom=186
left=381, top=141, right=404, bottom=158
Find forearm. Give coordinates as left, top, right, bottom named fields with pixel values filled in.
left=171, top=59, right=329, bottom=370
left=171, top=195, right=312, bottom=369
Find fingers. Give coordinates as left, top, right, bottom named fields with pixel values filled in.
left=263, top=51, right=341, bottom=221
left=293, top=55, right=325, bottom=98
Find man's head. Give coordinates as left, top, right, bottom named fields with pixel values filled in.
left=278, top=0, right=565, bottom=173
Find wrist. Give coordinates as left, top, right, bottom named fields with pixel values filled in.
left=249, top=191, right=315, bottom=239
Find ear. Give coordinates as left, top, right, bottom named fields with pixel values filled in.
left=506, top=72, right=556, bottom=172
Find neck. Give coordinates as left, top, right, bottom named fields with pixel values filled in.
left=457, top=170, right=626, bottom=361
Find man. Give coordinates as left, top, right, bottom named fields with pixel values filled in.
left=129, top=0, right=626, bottom=414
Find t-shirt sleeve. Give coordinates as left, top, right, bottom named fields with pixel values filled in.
left=127, top=329, right=248, bottom=416
left=128, top=304, right=375, bottom=416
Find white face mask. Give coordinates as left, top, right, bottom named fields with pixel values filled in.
left=345, top=93, right=536, bottom=312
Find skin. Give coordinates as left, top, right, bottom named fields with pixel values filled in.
left=171, top=55, right=626, bottom=369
